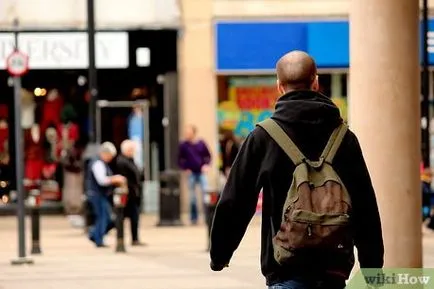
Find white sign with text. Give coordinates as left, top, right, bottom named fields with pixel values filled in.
left=0, top=32, right=129, bottom=69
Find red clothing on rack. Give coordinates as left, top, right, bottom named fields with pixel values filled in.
left=40, top=97, right=63, bottom=133
left=24, top=129, right=44, bottom=180
left=57, top=123, right=79, bottom=143
left=0, top=126, right=8, bottom=153
left=0, top=104, right=8, bottom=119
left=56, top=123, right=79, bottom=157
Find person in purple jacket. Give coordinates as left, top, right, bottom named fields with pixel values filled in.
left=178, top=125, right=211, bottom=224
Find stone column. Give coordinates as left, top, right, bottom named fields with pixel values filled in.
left=178, top=0, right=218, bottom=213
left=349, top=0, right=421, bottom=266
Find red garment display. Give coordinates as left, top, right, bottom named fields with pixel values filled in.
left=41, top=163, right=61, bottom=201
left=40, top=96, right=63, bottom=134
left=25, top=159, right=44, bottom=180
left=42, top=163, right=57, bottom=179
left=24, top=128, right=44, bottom=180
left=0, top=126, right=8, bottom=153
left=0, top=104, right=8, bottom=119
left=57, top=123, right=79, bottom=143
left=56, top=123, right=79, bottom=157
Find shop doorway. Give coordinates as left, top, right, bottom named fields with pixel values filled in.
left=95, top=99, right=151, bottom=181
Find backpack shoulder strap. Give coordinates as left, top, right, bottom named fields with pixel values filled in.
left=257, top=119, right=305, bottom=165
left=320, top=123, right=348, bottom=164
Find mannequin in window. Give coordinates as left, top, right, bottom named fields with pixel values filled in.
left=24, top=124, right=44, bottom=180
left=58, top=104, right=79, bottom=165
left=41, top=124, right=63, bottom=201
left=44, top=124, right=59, bottom=163
left=58, top=103, right=83, bottom=216
left=21, top=89, right=35, bottom=129
left=40, top=89, right=63, bottom=134
left=127, top=105, right=144, bottom=170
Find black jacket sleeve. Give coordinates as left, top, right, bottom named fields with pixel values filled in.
left=210, top=129, right=263, bottom=266
left=338, top=132, right=384, bottom=269
left=229, top=141, right=239, bottom=167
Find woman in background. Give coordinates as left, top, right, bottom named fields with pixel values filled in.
left=219, top=129, right=239, bottom=178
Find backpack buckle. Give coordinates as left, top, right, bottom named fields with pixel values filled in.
left=304, top=157, right=325, bottom=169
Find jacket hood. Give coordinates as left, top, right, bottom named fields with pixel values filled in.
left=271, top=90, right=342, bottom=128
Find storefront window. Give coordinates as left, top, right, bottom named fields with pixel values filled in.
left=217, top=76, right=278, bottom=140
left=327, top=73, right=348, bottom=121
left=217, top=73, right=349, bottom=138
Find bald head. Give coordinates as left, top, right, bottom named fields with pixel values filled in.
left=276, top=51, right=318, bottom=94
left=121, top=139, right=136, bottom=158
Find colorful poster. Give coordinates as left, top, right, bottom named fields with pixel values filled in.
left=218, top=77, right=279, bottom=138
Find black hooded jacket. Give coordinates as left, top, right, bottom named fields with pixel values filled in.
left=210, top=90, right=384, bottom=286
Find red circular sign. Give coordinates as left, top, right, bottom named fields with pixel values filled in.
left=6, top=50, right=29, bottom=77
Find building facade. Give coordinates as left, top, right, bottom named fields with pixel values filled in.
left=0, top=0, right=180, bottom=212
left=0, top=0, right=180, bottom=29
left=180, top=0, right=434, bottom=190
left=0, top=0, right=431, bottom=215
left=181, top=0, right=423, bottom=266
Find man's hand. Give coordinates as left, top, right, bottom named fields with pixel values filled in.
left=210, top=260, right=228, bottom=271
left=201, top=165, right=210, bottom=173
left=111, top=175, right=126, bottom=185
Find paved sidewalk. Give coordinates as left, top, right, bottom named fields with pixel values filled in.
left=1, top=215, right=434, bottom=289
left=0, top=215, right=264, bottom=289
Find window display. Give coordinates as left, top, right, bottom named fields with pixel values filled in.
left=24, top=124, right=44, bottom=180
left=0, top=85, right=86, bottom=206
left=0, top=118, right=8, bottom=165
left=40, top=89, right=63, bottom=134
left=217, top=76, right=278, bottom=139
left=21, top=89, right=36, bottom=129
left=216, top=73, right=348, bottom=169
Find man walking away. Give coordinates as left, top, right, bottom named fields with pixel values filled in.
left=209, top=51, right=384, bottom=289
left=115, top=140, right=145, bottom=246
left=87, top=142, right=126, bottom=247
left=178, top=125, right=211, bottom=225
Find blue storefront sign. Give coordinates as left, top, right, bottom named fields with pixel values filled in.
left=216, top=19, right=433, bottom=72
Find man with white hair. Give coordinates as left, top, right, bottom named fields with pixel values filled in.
left=115, top=139, right=145, bottom=246
left=86, top=142, right=126, bottom=247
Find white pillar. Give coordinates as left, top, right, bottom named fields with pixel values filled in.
left=178, top=0, right=218, bottom=212
left=349, top=0, right=422, bottom=267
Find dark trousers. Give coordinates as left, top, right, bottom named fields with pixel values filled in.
left=125, top=200, right=140, bottom=242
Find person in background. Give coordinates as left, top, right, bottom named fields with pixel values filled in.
left=178, top=125, right=211, bottom=225
left=422, top=166, right=432, bottom=221
left=421, top=164, right=434, bottom=232
left=86, top=142, right=125, bottom=247
left=115, top=140, right=145, bottom=246
left=219, top=129, right=239, bottom=178
left=127, top=105, right=144, bottom=171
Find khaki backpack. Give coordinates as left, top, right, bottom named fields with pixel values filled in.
left=257, top=119, right=352, bottom=265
